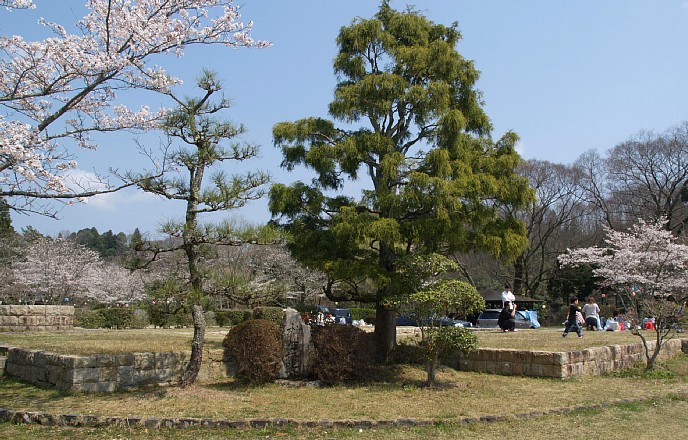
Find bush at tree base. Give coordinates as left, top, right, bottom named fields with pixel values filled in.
left=311, top=325, right=375, bottom=385
left=222, top=319, right=284, bottom=384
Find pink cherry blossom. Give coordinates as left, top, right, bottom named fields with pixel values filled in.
left=0, top=1, right=270, bottom=213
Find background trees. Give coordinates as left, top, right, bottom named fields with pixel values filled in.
left=269, top=1, right=532, bottom=358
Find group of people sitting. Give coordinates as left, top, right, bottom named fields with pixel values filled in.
left=497, top=284, right=632, bottom=335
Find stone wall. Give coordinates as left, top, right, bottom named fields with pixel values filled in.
left=450, top=338, right=688, bottom=378
left=0, top=345, right=228, bottom=392
left=2, top=339, right=687, bottom=391
left=0, top=305, right=74, bottom=332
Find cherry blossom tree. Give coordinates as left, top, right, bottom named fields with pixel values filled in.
left=1, top=0, right=268, bottom=216
left=13, top=235, right=102, bottom=304
left=558, top=219, right=688, bottom=369
left=11, top=234, right=146, bottom=305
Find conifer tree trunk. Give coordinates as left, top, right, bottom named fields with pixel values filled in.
left=179, top=305, right=206, bottom=387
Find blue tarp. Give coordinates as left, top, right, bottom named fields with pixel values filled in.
left=524, top=310, right=541, bottom=328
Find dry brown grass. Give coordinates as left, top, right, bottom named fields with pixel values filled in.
left=0, top=328, right=228, bottom=354
left=0, top=326, right=654, bottom=355
left=1, top=326, right=687, bottom=439
left=2, top=396, right=688, bottom=440
left=2, top=357, right=687, bottom=422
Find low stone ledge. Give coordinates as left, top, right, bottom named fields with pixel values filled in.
left=0, top=306, right=74, bottom=332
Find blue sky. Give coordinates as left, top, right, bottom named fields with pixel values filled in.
left=7, top=0, right=688, bottom=237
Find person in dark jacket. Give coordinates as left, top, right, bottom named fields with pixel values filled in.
left=562, top=296, right=583, bottom=338
left=498, top=304, right=517, bottom=332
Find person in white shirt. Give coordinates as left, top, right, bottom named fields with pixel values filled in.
left=501, top=283, right=515, bottom=311
left=582, top=296, right=601, bottom=331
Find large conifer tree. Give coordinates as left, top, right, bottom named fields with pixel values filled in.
left=269, top=2, right=533, bottom=358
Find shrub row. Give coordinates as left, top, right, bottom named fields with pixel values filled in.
left=74, top=306, right=285, bottom=330
left=222, top=320, right=376, bottom=385
left=74, top=308, right=148, bottom=330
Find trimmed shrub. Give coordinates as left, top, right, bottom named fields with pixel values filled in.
left=223, top=319, right=284, bottom=384
left=252, top=306, right=284, bottom=324
left=215, top=309, right=252, bottom=327
left=74, top=308, right=105, bottom=329
left=130, top=308, right=149, bottom=329
left=311, top=325, right=375, bottom=385
left=99, top=307, right=134, bottom=329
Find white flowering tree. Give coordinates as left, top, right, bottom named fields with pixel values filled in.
left=88, top=261, right=147, bottom=305
left=0, top=0, right=268, bottom=216
left=13, top=235, right=102, bottom=304
left=558, top=219, right=688, bottom=370
left=12, top=234, right=147, bottom=305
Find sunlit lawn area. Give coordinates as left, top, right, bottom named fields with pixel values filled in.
left=0, top=326, right=651, bottom=355
left=0, top=353, right=687, bottom=439
left=1, top=327, right=687, bottom=439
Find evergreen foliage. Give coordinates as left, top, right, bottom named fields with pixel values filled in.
left=269, top=1, right=533, bottom=358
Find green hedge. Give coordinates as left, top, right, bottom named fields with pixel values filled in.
left=252, top=307, right=284, bottom=324
left=215, top=309, right=252, bottom=327
left=74, top=309, right=105, bottom=329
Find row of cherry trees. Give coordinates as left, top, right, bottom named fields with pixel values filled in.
left=0, top=225, right=326, bottom=310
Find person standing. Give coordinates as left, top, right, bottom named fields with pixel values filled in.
left=501, top=283, right=515, bottom=311
left=563, top=296, right=583, bottom=338
left=582, top=296, right=601, bottom=331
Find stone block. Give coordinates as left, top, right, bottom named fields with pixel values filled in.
left=510, top=362, right=525, bottom=376
left=155, top=368, right=181, bottom=382
left=496, top=361, right=513, bottom=375
left=117, top=366, right=135, bottom=387
left=542, top=364, right=565, bottom=378
left=8, top=305, right=25, bottom=316
left=115, top=353, right=135, bottom=367
left=567, top=363, right=584, bottom=377
left=155, top=352, right=181, bottom=371
left=96, top=355, right=115, bottom=368
left=45, top=365, right=65, bottom=384
left=132, top=368, right=158, bottom=386
left=523, top=362, right=543, bottom=377
left=66, top=367, right=101, bottom=384
left=61, top=355, right=96, bottom=369
left=495, top=349, right=515, bottom=362
left=99, top=367, right=118, bottom=382
left=133, top=353, right=155, bottom=370
left=26, top=306, right=45, bottom=316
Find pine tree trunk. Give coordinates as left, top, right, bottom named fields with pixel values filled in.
left=179, top=305, right=206, bottom=387
left=374, top=304, right=396, bottom=362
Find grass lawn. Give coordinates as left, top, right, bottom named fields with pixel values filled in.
left=0, top=326, right=650, bottom=355
left=1, top=327, right=686, bottom=439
